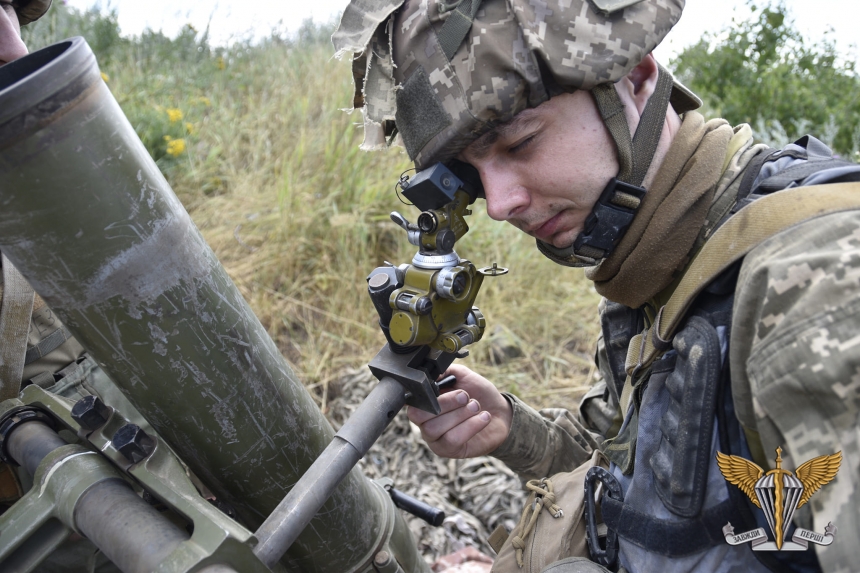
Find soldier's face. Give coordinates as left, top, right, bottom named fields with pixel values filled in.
left=0, top=1, right=27, bottom=66
left=459, top=90, right=622, bottom=250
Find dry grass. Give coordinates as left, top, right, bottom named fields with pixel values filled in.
left=95, top=36, right=603, bottom=410
left=23, top=3, right=604, bottom=409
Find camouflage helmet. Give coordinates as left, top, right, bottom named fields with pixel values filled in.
left=334, top=0, right=700, bottom=267
left=334, top=0, right=697, bottom=170
left=14, top=0, right=52, bottom=25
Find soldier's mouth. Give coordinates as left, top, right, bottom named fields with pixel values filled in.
left=531, top=212, right=564, bottom=242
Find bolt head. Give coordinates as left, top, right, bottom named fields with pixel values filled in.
left=374, top=551, right=391, bottom=566
left=112, top=424, right=155, bottom=464
left=71, top=395, right=111, bottom=431
left=368, top=272, right=390, bottom=289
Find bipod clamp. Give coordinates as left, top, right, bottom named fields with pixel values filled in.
left=367, top=343, right=464, bottom=415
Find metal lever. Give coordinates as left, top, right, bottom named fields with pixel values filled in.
left=390, top=211, right=412, bottom=230
left=436, top=375, right=457, bottom=390
left=381, top=480, right=445, bottom=527
left=389, top=487, right=445, bottom=527
left=390, top=212, right=421, bottom=246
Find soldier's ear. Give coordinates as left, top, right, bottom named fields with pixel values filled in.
left=618, top=54, right=659, bottom=117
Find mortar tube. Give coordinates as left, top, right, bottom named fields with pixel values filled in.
left=0, top=37, right=425, bottom=573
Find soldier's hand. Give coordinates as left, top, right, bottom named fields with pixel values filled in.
left=407, top=364, right=512, bottom=459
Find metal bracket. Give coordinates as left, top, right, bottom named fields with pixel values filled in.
left=3, top=385, right=277, bottom=572
left=367, top=344, right=463, bottom=415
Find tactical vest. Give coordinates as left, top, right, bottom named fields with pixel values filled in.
left=591, top=136, right=860, bottom=573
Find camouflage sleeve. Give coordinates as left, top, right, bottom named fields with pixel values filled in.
left=730, top=210, right=860, bottom=572
left=489, top=393, right=602, bottom=481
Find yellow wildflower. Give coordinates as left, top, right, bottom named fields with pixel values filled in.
left=216, top=56, right=226, bottom=71
left=185, top=122, right=195, bottom=135
left=163, top=135, right=172, bottom=141
left=166, top=108, right=183, bottom=123
left=194, top=96, right=212, bottom=107
left=100, top=72, right=109, bottom=82
left=166, top=138, right=186, bottom=157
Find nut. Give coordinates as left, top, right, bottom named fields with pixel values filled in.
left=112, top=424, right=155, bottom=464
left=71, top=395, right=111, bottom=431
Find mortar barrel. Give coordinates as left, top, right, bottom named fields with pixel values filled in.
left=0, top=37, right=422, bottom=573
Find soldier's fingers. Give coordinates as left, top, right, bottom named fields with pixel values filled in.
left=407, top=390, right=470, bottom=425
left=433, top=412, right=492, bottom=458
left=420, top=399, right=482, bottom=442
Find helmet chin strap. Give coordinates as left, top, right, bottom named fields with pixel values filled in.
left=536, top=62, right=675, bottom=268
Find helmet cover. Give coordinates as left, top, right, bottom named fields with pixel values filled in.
left=15, top=0, right=52, bottom=25
left=333, top=0, right=696, bottom=169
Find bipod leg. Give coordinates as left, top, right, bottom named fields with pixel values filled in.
left=254, top=343, right=458, bottom=568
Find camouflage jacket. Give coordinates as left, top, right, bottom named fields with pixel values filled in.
left=491, top=130, right=860, bottom=572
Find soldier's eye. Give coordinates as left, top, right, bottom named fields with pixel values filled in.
left=509, top=135, right=536, bottom=154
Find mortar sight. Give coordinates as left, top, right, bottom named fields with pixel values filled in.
left=400, top=161, right=481, bottom=211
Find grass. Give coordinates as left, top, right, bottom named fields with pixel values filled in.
left=22, top=5, right=603, bottom=410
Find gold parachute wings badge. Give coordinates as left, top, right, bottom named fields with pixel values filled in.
left=716, top=447, right=841, bottom=551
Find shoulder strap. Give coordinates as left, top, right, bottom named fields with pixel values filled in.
left=0, top=254, right=36, bottom=402
left=620, top=181, right=860, bottom=413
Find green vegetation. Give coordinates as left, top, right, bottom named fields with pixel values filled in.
left=672, top=0, right=860, bottom=158
left=22, top=3, right=601, bottom=409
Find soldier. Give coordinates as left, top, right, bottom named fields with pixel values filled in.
left=0, top=0, right=28, bottom=64
left=334, top=1, right=860, bottom=572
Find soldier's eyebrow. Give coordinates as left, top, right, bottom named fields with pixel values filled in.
left=466, top=110, right=543, bottom=160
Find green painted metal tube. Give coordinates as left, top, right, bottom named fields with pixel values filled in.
left=0, top=37, right=425, bottom=573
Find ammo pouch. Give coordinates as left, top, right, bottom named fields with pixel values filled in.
left=491, top=450, right=608, bottom=573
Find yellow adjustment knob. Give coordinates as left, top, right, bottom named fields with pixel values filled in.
left=441, top=334, right=461, bottom=353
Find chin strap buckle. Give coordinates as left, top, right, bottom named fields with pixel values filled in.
left=573, top=178, right=646, bottom=260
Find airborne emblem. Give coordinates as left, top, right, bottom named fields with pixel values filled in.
left=716, top=447, right=841, bottom=551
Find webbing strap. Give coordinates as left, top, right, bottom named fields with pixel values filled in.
left=618, top=377, right=635, bottom=418
left=630, top=63, right=674, bottom=186
left=602, top=496, right=737, bottom=556
left=756, top=158, right=860, bottom=192
left=24, top=325, right=73, bottom=365
left=0, top=254, right=36, bottom=402
left=437, top=0, right=483, bottom=61
left=592, top=63, right=674, bottom=187
left=623, top=181, right=860, bottom=395
left=592, top=84, right=634, bottom=183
